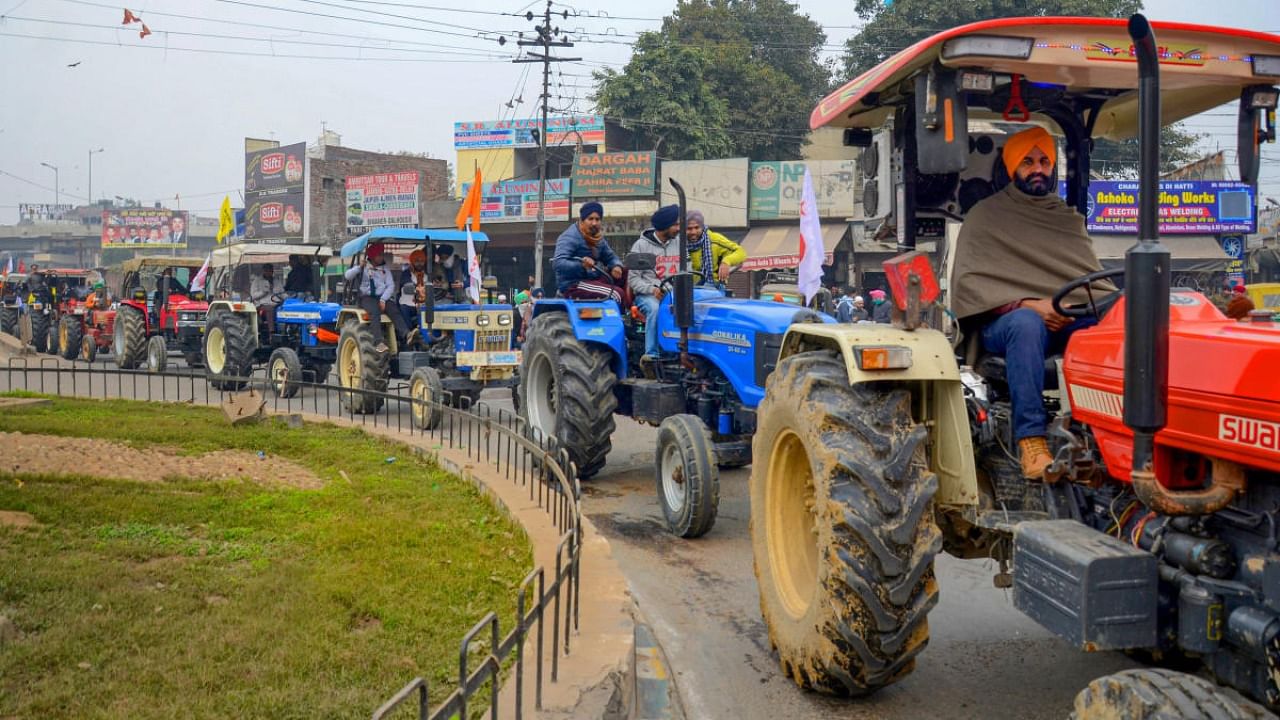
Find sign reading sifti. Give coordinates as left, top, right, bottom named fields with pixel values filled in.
left=1086, top=180, right=1255, bottom=235
left=244, top=140, right=308, bottom=242
left=571, top=151, right=656, bottom=198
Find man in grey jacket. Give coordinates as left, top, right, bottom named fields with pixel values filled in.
left=628, top=204, right=682, bottom=360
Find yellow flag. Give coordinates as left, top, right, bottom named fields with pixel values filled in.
left=216, top=195, right=234, bottom=244
left=455, top=168, right=483, bottom=231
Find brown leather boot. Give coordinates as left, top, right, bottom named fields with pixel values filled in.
left=1018, top=436, right=1053, bottom=480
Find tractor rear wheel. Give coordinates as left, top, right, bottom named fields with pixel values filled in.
left=409, top=366, right=444, bottom=430
left=656, top=414, right=719, bottom=538
left=146, top=335, right=168, bottom=373
left=30, top=311, right=49, bottom=353
left=0, top=306, right=16, bottom=335
left=204, top=312, right=254, bottom=391
left=268, top=347, right=303, bottom=398
left=518, top=312, right=616, bottom=479
left=112, top=306, right=146, bottom=369
left=750, top=350, right=940, bottom=696
left=59, top=316, right=83, bottom=360
left=1072, top=669, right=1271, bottom=720
left=337, top=321, right=388, bottom=414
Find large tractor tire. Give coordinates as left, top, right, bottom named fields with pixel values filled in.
left=0, top=306, right=16, bottom=335
left=518, top=312, right=616, bottom=479
left=750, top=350, right=941, bottom=696
left=267, top=347, right=303, bottom=399
left=204, top=312, right=254, bottom=391
left=112, top=306, right=147, bottom=369
left=656, top=414, right=719, bottom=538
left=30, top=311, right=49, bottom=353
left=58, top=316, right=83, bottom=361
left=1072, top=669, right=1271, bottom=720
left=337, top=321, right=388, bottom=414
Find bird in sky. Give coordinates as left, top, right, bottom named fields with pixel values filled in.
left=66, top=61, right=80, bottom=67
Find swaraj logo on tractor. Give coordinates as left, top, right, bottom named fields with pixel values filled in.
left=1219, top=413, right=1280, bottom=454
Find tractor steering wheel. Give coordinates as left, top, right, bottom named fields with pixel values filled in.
left=270, top=292, right=287, bottom=305
left=1051, top=267, right=1125, bottom=318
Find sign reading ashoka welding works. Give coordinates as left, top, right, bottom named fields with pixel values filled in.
left=570, top=151, right=656, bottom=198
left=1086, top=180, right=1256, bottom=234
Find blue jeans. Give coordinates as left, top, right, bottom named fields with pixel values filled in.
left=981, top=308, right=1095, bottom=440
left=635, top=294, right=661, bottom=357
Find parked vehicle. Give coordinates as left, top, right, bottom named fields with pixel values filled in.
left=0, top=272, right=28, bottom=336
left=750, top=14, right=1280, bottom=716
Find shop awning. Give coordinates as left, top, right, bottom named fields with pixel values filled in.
left=1091, top=235, right=1230, bottom=272
left=738, top=223, right=846, bottom=271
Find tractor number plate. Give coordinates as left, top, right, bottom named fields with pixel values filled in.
left=456, top=351, right=521, bottom=367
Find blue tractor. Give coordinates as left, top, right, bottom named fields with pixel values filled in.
left=203, top=243, right=339, bottom=395
left=336, top=228, right=519, bottom=421
left=519, top=181, right=833, bottom=538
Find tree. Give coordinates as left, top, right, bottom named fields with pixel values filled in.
left=595, top=0, right=831, bottom=161
left=1092, top=124, right=1207, bottom=178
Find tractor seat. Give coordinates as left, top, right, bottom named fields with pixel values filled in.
left=974, top=354, right=1060, bottom=390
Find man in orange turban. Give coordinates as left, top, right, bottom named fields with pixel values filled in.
left=951, top=126, right=1110, bottom=481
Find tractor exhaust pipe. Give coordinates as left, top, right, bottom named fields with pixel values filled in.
left=668, top=179, right=694, bottom=369
left=1124, top=15, right=1243, bottom=515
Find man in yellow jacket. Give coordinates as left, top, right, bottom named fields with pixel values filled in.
left=685, top=210, right=747, bottom=287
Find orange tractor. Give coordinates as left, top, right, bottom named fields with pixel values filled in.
left=750, top=14, right=1280, bottom=716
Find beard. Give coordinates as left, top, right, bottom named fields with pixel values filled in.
left=1014, top=171, right=1056, bottom=197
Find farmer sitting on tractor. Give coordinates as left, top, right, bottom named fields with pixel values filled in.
left=553, top=201, right=624, bottom=302
left=684, top=209, right=746, bottom=289
left=250, top=264, right=284, bottom=334
left=629, top=204, right=683, bottom=361
left=284, top=254, right=316, bottom=299
left=343, top=241, right=407, bottom=354
left=951, top=126, right=1111, bottom=481
left=398, top=248, right=428, bottom=331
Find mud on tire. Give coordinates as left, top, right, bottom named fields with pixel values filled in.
left=518, top=311, right=616, bottom=479
left=750, top=350, right=941, bottom=696
left=1072, top=668, right=1272, bottom=720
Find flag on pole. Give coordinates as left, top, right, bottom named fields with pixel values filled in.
left=190, top=254, right=211, bottom=293
left=3, top=256, right=11, bottom=276
left=465, top=227, right=482, bottom=304
left=216, top=195, right=234, bottom=244
left=796, top=167, right=825, bottom=304
left=17, top=260, right=25, bottom=274
left=455, top=167, right=482, bottom=231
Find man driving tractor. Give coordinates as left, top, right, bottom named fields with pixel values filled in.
left=952, top=126, right=1111, bottom=481
left=553, top=201, right=624, bottom=302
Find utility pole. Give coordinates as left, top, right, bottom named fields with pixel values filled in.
left=514, top=1, right=578, bottom=292
left=88, top=148, right=104, bottom=206
left=40, top=162, right=59, bottom=206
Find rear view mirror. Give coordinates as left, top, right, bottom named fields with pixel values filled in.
left=915, top=66, right=969, bottom=174
left=625, top=252, right=656, bottom=271
left=1238, top=85, right=1279, bottom=184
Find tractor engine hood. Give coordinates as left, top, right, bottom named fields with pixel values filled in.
left=691, top=291, right=834, bottom=337
left=277, top=298, right=341, bottom=325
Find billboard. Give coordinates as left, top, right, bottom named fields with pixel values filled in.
left=453, top=115, right=606, bottom=150
left=660, top=158, right=750, bottom=228
left=460, top=179, right=570, bottom=223
left=101, top=209, right=190, bottom=248
left=245, top=140, right=307, bottom=242
left=1086, top=180, right=1256, bottom=234
left=571, top=151, right=656, bottom=198
left=19, top=203, right=74, bottom=223
left=346, top=171, right=420, bottom=231
left=1221, top=235, right=1246, bottom=285
left=749, top=160, right=857, bottom=220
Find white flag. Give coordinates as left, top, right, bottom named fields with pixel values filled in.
left=465, top=225, right=482, bottom=304
left=3, top=256, right=10, bottom=276
left=797, top=167, right=825, bottom=304
left=190, top=253, right=211, bottom=292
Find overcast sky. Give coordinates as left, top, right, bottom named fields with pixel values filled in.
left=0, top=0, right=1275, bottom=222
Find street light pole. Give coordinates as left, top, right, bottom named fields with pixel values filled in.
left=40, top=162, right=59, bottom=206
left=88, top=148, right=104, bottom=205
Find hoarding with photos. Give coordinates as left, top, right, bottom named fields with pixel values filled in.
left=101, top=209, right=190, bottom=248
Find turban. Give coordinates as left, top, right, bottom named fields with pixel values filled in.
left=580, top=201, right=604, bottom=220
left=651, top=204, right=680, bottom=230
left=1002, top=126, right=1056, bottom=179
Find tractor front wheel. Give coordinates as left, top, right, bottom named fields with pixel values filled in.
left=145, top=335, right=168, bottom=373
left=656, top=414, right=719, bottom=538
left=750, top=350, right=941, bottom=696
left=1072, top=669, right=1271, bottom=720
left=204, top=313, right=254, bottom=391
left=409, top=366, right=444, bottom=430
left=59, top=316, right=83, bottom=361
left=112, top=306, right=146, bottom=369
left=518, top=312, right=616, bottom=479
left=337, top=321, right=388, bottom=414
left=30, top=311, right=50, bottom=353
left=81, top=335, right=97, bottom=363
left=268, top=347, right=303, bottom=398
left=0, top=306, right=17, bottom=335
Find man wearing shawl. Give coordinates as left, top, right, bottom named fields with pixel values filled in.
left=952, top=126, right=1108, bottom=481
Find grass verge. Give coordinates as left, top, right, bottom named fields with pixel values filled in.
left=0, top=397, right=532, bottom=719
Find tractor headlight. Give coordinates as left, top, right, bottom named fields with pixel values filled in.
left=476, top=313, right=491, bottom=326
left=853, top=345, right=913, bottom=370
left=497, top=313, right=511, bottom=326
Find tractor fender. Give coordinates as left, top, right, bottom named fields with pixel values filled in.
left=207, top=299, right=259, bottom=339
left=531, top=299, right=627, bottom=378
left=336, top=307, right=399, bottom=353
left=780, top=323, right=979, bottom=510
left=117, top=299, right=152, bottom=333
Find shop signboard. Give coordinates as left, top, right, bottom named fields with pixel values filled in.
left=570, top=151, right=656, bottom=197
left=346, top=171, right=420, bottom=231
left=1086, top=180, right=1255, bottom=234
left=460, top=179, right=571, bottom=223
left=749, top=160, right=857, bottom=220
left=453, top=115, right=605, bottom=150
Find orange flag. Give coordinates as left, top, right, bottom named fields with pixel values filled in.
left=455, top=167, right=482, bottom=231
left=123, top=8, right=139, bottom=24
left=139, top=22, right=151, bottom=39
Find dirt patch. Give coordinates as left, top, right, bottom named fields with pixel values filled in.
left=0, top=432, right=323, bottom=489
left=0, top=510, right=39, bottom=529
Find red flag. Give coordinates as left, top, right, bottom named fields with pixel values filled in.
left=17, top=260, right=26, bottom=273
left=123, top=8, right=139, bottom=24
left=138, top=22, right=151, bottom=39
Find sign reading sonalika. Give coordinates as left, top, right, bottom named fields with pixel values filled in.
left=570, top=151, right=656, bottom=197
left=1086, top=180, right=1256, bottom=234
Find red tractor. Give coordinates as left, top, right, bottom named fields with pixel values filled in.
left=38, top=268, right=99, bottom=358
left=57, top=277, right=115, bottom=362
left=750, top=14, right=1280, bottom=716
left=110, top=257, right=209, bottom=372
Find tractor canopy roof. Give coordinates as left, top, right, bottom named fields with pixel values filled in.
left=119, top=256, right=208, bottom=273
left=341, top=227, right=490, bottom=258
left=812, top=17, right=1280, bottom=140
left=211, top=242, right=333, bottom=268
left=1, top=273, right=28, bottom=283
